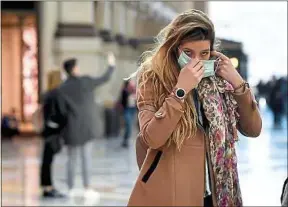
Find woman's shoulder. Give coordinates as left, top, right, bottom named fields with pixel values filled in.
left=137, top=72, right=157, bottom=94
left=137, top=67, right=158, bottom=87
left=136, top=73, right=161, bottom=109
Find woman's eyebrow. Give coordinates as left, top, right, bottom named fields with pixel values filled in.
left=183, top=48, right=194, bottom=51
left=183, top=48, right=210, bottom=52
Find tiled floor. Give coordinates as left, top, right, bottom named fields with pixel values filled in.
left=2, top=103, right=287, bottom=206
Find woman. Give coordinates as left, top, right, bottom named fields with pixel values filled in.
left=40, top=70, right=65, bottom=198
left=128, top=9, right=262, bottom=207
left=120, top=79, right=137, bottom=148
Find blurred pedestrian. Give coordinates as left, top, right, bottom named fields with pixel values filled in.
left=128, top=9, right=262, bottom=207
left=269, top=78, right=285, bottom=128
left=279, top=77, right=287, bottom=116
left=256, top=80, right=265, bottom=98
left=119, top=79, right=137, bottom=148
left=256, top=80, right=265, bottom=103
left=58, top=53, right=115, bottom=202
left=1, top=108, right=19, bottom=139
left=266, top=75, right=277, bottom=108
left=40, top=70, right=66, bottom=198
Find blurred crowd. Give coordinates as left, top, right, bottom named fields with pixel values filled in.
left=256, top=76, right=287, bottom=129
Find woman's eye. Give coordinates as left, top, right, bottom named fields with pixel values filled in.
left=201, top=52, right=209, bottom=56
left=184, top=51, right=191, bottom=56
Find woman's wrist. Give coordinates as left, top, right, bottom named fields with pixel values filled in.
left=233, top=81, right=249, bottom=93
left=230, top=76, right=244, bottom=89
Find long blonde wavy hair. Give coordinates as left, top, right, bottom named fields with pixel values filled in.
left=134, top=9, right=218, bottom=150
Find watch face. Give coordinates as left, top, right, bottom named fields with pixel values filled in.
left=176, top=89, right=185, bottom=98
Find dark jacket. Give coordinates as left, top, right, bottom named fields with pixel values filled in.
left=58, top=66, right=114, bottom=146
left=41, top=88, right=66, bottom=138
left=121, top=87, right=137, bottom=110
left=269, top=80, right=285, bottom=113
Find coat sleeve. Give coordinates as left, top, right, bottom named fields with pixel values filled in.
left=86, top=66, right=114, bottom=89
left=232, top=86, right=262, bottom=137
left=137, top=79, right=185, bottom=149
left=136, top=133, right=149, bottom=170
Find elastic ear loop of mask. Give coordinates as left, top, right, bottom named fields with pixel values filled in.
left=178, top=47, right=184, bottom=55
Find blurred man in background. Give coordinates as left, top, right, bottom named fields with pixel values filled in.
left=268, top=77, right=286, bottom=128
left=58, top=53, right=116, bottom=203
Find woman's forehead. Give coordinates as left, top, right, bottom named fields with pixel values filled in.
left=180, top=40, right=210, bottom=50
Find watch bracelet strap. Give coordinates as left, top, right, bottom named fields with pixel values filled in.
left=233, top=81, right=248, bottom=92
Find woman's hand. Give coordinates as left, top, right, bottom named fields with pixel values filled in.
left=211, top=51, right=244, bottom=88
left=176, top=59, right=204, bottom=93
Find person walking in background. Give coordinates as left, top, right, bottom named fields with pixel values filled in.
left=58, top=53, right=116, bottom=203
left=1, top=108, right=20, bottom=139
left=256, top=80, right=265, bottom=98
left=255, top=80, right=265, bottom=103
left=279, top=77, right=287, bottom=117
left=269, top=78, right=285, bottom=129
left=120, top=79, right=137, bottom=148
left=40, top=70, right=66, bottom=198
left=266, top=75, right=277, bottom=110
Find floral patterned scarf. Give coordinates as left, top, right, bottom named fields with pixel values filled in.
left=197, top=76, right=242, bottom=206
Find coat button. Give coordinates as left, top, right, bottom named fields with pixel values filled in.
left=155, top=111, right=165, bottom=119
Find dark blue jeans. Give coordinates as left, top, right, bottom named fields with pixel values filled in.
left=123, top=107, right=136, bottom=142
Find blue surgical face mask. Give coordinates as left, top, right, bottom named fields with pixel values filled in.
left=202, top=60, right=216, bottom=78
left=177, top=51, right=219, bottom=78
left=177, top=50, right=191, bottom=69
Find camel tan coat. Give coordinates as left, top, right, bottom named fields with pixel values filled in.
left=128, top=82, right=262, bottom=206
